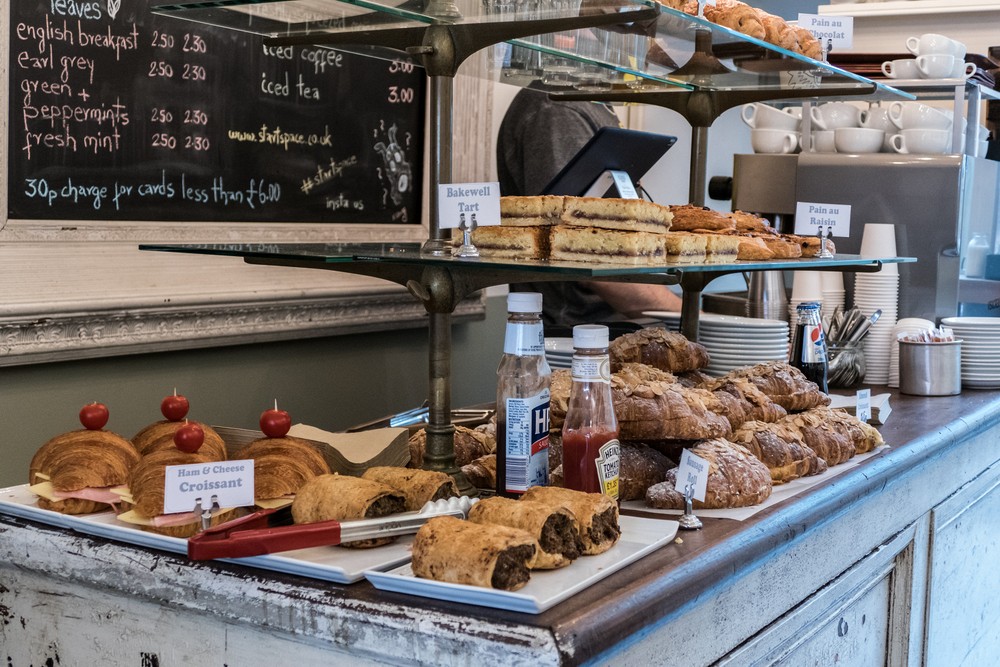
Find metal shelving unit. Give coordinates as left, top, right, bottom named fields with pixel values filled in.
left=148, top=0, right=916, bottom=490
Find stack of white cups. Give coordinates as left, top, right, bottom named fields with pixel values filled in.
left=889, top=318, right=936, bottom=387
left=820, top=272, right=846, bottom=325
left=854, top=224, right=900, bottom=384
left=789, top=271, right=823, bottom=323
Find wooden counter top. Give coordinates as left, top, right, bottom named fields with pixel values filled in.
left=3, top=388, right=1000, bottom=665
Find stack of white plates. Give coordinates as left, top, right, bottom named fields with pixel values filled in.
left=940, top=317, right=1000, bottom=389
left=888, top=318, right=935, bottom=388
left=544, top=338, right=573, bottom=370
left=854, top=273, right=899, bottom=384
left=647, top=312, right=789, bottom=377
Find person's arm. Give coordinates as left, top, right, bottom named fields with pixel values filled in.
left=583, top=281, right=683, bottom=318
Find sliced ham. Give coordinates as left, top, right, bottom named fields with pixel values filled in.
left=52, top=486, right=124, bottom=506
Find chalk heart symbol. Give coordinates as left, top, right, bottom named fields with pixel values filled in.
left=107, top=0, right=121, bottom=20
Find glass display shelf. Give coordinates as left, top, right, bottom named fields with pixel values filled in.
left=140, top=243, right=915, bottom=338
left=152, top=0, right=913, bottom=100
left=140, top=242, right=912, bottom=278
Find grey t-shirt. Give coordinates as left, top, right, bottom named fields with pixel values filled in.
left=497, top=87, right=623, bottom=328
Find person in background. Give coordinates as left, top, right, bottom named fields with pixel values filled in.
left=497, top=84, right=683, bottom=327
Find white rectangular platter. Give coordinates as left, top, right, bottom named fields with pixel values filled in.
left=0, top=484, right=413, bottom=584
left=365, top=515, right=678, bottom=614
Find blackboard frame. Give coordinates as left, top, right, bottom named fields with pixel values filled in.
left=0, top=5, right=498, bottom=367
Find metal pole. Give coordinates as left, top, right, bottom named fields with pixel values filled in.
left=689, top=125, right=709, bottom=206
left=422, top=75, right=454, bottom=255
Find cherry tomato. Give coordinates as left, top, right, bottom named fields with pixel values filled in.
left=161, top=391, right=190, bottom=422
left=79, top=403, right=110, bottom=431
left=174, top=422, right=205, bottom=453
left=260, top=402, right=291, bottom=439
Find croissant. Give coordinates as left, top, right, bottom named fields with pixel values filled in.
left=794, top=26, right=823, bottom=60
left=702, top=1, right=766, bottom=41
left=132, top=420, right=227, bottom=460
left=461, top=454, right=497, bottom=491
left=726, top=362, right=831, bottom=412
left=408, top=425, right=494, bottom=468
left=781, top=409, right=856, bottom=467
left=646, top=439, right=773, bottom=509
left=243, top=436, right=330, bottom=502
left=126, top=447, right=234, bottom=538
left=29, top=429, right=139, bottom=514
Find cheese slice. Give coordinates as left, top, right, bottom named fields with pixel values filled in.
left=116, top=509, right=155, bottom=527
left=34, top=472, right=51, bottom=481
left=29, top=481, right=61, bottom=502
left=30, top=481, right=125, bottom=506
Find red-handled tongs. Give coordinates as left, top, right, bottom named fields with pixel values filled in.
left=187, top=496, right=477, bottom=560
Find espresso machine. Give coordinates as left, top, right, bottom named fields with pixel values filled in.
left=731, top=152, right=1000, bottom=321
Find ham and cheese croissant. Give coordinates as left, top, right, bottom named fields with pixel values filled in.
left=122, top=447, right=235, bottom=538
left=29, top=429, right=140, bottom=514
left=132, top=420, right=227, bottom=460
left=243, top=435, right=330, bottom=507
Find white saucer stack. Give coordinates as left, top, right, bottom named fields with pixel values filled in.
left=889, top=318, right=935, bottom=387
left=855, top=224, right=900, bottom=384
left=544, top=338, right=573, bottom=370
left=646, top=312, right=790, bottom=377
left=940, top=317, right=1000, bottom=389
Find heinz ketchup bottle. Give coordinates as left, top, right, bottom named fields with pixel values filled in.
left=561, top=325, right=620, bottom=499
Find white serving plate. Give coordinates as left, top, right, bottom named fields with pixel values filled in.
left=0, top=484, right=414, bottom=584
left=703, top=342, right=789, bottom=354
left=365, top=515, right=677, bottom=614
left=942, top=317, right=1000, bottom=328
left=962, top=378, right=1000, bottom=389
left=645, top=312, right=787, bottom=331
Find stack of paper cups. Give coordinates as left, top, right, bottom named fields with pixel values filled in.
left=789, top=270, right=823, bottom=322
left=820, top=272, right=846, bottom=326
left=855, top=224, right=900, bottom=384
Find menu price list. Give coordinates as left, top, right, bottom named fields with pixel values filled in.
left=9, top=1, right=425, bottom=224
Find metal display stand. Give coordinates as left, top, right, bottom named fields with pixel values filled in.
left=150, top=0, right=914, bottom=486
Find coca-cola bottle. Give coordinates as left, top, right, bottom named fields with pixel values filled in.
left=561, top=324, right=620, bottom=499
left=789, top=301, right=829, bottom=393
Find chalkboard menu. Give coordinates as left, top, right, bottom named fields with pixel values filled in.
left=8, top=1, right=426, bottom=224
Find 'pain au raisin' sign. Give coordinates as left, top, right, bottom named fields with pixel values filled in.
left=8, top=0, right=425, bottom=225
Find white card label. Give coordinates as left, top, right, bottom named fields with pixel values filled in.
left=163, top=459, right=255, bottom=514
left=675, top=449, right=709, bottom=503
left=795, top=201, right=851, bottom=238
left=437, top=182, right=501, bottom=229
left=797, top=14, right=854, bottom=51
left=856, top=388, right=872, bottom=423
